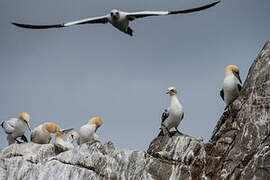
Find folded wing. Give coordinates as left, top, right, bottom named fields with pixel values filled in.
left=1, top=118, right=17, bottom=134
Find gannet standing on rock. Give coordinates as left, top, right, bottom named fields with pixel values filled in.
left=1, top=112, right=31, bottom=145
left=31, top=122, right=72, bottom=144
left=78, top=117, right=103, bottom=145
left=159, top=87, right=184, bottom=137
left=11, top=1, right=220, bottom=36
left=220, top=65, right=242, bottom=112
left=54, top=129, right=74, bottom=152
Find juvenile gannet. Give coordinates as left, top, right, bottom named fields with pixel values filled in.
left=11, top=1, right=220, bottom=36
left=1, top=112, right=31, bottom=145
left=78, top=117, right=102, bottom=145
left=160, top=87, right=184, bottom=136
left=220, top=65, right=242, bottom=111
left=54, top=128, right=74, bottom=151
left=30, top=122, right=71, bottom=144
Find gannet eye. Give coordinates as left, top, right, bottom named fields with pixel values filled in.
left=116, top=12, right=119, bottom=15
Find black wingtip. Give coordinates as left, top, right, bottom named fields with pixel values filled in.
left=11, top=22, right=64, bottom=29
left=169, top=0, right=221, bottom=15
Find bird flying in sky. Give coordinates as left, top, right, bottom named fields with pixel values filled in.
left=12, top=1, right=220, bottom=36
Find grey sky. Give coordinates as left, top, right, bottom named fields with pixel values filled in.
left=0, top=0, right=269, bottom=150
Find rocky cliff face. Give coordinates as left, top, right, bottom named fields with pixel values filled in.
left=1, top=41, right=270, bottom=180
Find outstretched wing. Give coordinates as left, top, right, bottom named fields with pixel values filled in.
left=1, top=118, right=17, bottom=134
left=127, top=1, right=220, bottom=20
left=12, top=15, right=109, bottom=29
left=161, top=109, right=169, bottom=123
left=220, top=89, right=224, bottom=101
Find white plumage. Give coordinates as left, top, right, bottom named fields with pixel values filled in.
left=1, top=112, right=31, bottom=145
left=78, top=117, right=103, bottom=145
left=220, top=65, right=242, bottom=111
left=161, top=87, right=184, bottom=136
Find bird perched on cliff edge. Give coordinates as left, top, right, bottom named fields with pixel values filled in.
left=220, top=65, right=242, bottom=112
left=78, top=116, right=102, bottom=145
left=11, top=1, right=220, bottom=36
left=159, top=87, right=184, bottom=137
left=31, top=122, right=73, bottom=144
left=54, top=128, right=74, bottom=152
left=1, top=112, right=31, bottom=145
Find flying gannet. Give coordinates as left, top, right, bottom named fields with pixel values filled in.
left=78, top=116, right=102, bottom=145
left=220, top=65, right=242, bottom=111
left=11, top=1, right=220, bottom=36
left=1, top=112, right=31, bottom=145
left=31, top=122, right=73, bottom=144
left=54, top=128, right=74, bottom=152
left=160, top=87, right=184, bottom=137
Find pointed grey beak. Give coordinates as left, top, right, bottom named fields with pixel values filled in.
left=233, top=72, right=242, bottom=84
left=61, top=128, right=73, bottom=135
left=166, top=90, right=170, bottom=94
left=24, top=120, right=31, bottom=132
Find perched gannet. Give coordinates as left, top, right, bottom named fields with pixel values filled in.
left=1, top=112, right=31, bottom=145
left=220, top=65, right=242, bottom=111
left=54, top=129, right=74, bottom=151
left=78, top=117, right=102, bottom=145
left=160, top=87, right=184, bottom=136
left=11, top=1, right=220, bottom=36
left=31, top=122, right=60, bottom=144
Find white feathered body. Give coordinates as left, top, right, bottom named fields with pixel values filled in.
left=78, top=124, right=98, bottom=145
left=54, top=137, right=74, bottom=151
left=164, top=96, right=184, bottom=130
left=222, top=74, right=240, bottom=106
left=2, top=118, right=28, bottom=145
left=31, top=125, right=51, bottom=144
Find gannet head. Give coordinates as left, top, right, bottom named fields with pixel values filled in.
left=110, top=9, right=120, bottom=20
left=18, top=112, right=31, bottom=132
left=44, top=122, right=60, bottom=134
left=225, top=65, right=242, bottom=84
left=67, top=131, right=79, bottom=142
left=166, top=86, right=178, bottom=96
left=88, top=116, right=103, bottom=130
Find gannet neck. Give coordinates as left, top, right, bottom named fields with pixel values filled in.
left=170, top=95, right=180, bottom=107
left=225, top=70, right=234, bottom=77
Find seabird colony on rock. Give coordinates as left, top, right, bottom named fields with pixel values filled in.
left=11, top=1, right=220, bottom=36
left=1, top=1, right=245, bottom=151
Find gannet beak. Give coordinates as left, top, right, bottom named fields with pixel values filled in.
left=166, top=90, right=170, bottom=94
left=26, top=121, right=32, bottom=132
left=23, top=120, right=31, bottom=132
left=234, top=72, right=242, bottom=84
left=61, top=128, right=74, bottom=135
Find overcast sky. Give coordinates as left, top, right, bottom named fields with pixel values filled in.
left=0, top=0, right=269, bottom=150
